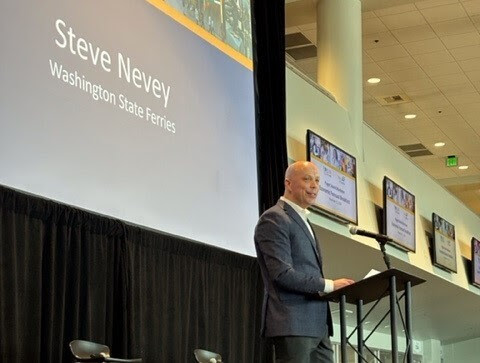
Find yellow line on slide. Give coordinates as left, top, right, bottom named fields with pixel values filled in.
left=146, top=0, right=253, bottom=70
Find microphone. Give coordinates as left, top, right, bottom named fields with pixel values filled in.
left=349, top=226, right=392, bottom=269
left=349, top=226, right=393, bottom=243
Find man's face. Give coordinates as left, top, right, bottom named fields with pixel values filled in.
left=285, top=163, right=320, bottom=209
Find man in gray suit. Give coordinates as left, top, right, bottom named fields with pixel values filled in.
left=255, top=161, right=354, bottom=363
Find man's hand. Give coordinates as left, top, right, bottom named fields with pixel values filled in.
left=333, top=278, right=355, bottom=290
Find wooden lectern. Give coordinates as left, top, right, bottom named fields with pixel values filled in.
left=319, top=268, right=425, bottom=363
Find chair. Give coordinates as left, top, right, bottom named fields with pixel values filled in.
left=69, top=340, right=142, bottom=362
left=194, top=348, right=222, bottom=363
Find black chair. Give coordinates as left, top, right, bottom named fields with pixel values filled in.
left=194, top=348, right=222, bottom=363
left=69, top=340, right=142, bottom=362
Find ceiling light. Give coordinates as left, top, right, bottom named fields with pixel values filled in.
left=367, top=78, right=381, bottom=84
left=459, top=165, right=469, bottom=170
left=404, top=114, right=416, bottom=119
left=434, top=142, right=445, bottom=147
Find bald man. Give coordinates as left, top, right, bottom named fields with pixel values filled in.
left=254, top=161, right=354, bottom=363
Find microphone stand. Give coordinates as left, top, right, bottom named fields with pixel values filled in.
left=376, top=237, right=392, bottom=270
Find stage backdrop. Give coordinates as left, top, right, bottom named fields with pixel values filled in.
left=0, top=0, right=258, bottom=255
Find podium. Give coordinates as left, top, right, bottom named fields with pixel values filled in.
left=319, top=269, right=425, bottom=363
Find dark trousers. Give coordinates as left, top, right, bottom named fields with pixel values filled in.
left=271, top=335, right=334, bottom=363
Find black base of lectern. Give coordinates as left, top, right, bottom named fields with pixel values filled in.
left=319, top=268, right=425, bottom=363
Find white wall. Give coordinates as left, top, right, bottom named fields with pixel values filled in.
left=286, top=65, right=480, bottom=293
left=443, top=337, right=480, bottom=363
left=286, top=65, right=480, bottom=358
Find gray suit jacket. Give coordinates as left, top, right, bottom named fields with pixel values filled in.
left=254, top=199, right=333, bottom=338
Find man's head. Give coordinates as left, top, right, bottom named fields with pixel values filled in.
left=284, top=161, right=320, bottom=209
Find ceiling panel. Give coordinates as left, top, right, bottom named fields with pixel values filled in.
left=404, top=37, right=447, bottom=54
left=388, top=67, right=428, bottom=82
left=363, top=31, right=400, bottom=49
left=439, top=120, right=476, bottom=134
left=441, top=31, right=480, bottom=49
left=430, top=167, right=459, bottom=179
left=457, top=101, right=480, bottom=113
left=465, top=69, right=480, bottom=80
left=462, top=0, right=480, bottom=16
left=446, top=91, right=480, bottom=105
left=421, top=104, right=460, bottom=118
left=437, top=81, right=477, bottom=96
left=398, top=77, right=437, bottom=92
left=363, top=51, right=375, bottom=64
left=471, top=14, right=480, bottom=29
left=423, top=61, right=464, bottom=77
left=458, top=57, right=480, bottom=70
left=364, top=61, right=388, bottom=76
left=379, top=11, right=427, bottom=30
left=420, top=3, right=468, bottom=23
left=449, top=44, right=480, bottom=60
left=431, top=142, right=461, bottom=157
left=430, top=17, right=476, bottom=36
left=388, top=129, right=420, bottom=144
left=385, top=101, right=422, bottom=114
left=413, top=50, right=455, bottom=66
left=409, top=124, right=444, bottom=137
left=362, top=11, right=377, bottom=20
left=391, top=24, right=438, bottom=42
left=286, top=0, right=480, bottom=216
left=415, top=0, right=460, bottom=10
left=430, top=73, right=470, bottom=86
left=364, top=83, right=404, bottom=97
left=366, top=44, right=410, bottom=61
left=377, top=56, right=418, bottom=71
left=374, top=4, right=417, bottom=16
left=362, top=17, right=389, bottom=34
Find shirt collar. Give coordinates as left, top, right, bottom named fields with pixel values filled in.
left=280, top=196, right=311, bottom=219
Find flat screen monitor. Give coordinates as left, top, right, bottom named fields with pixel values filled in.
left=306, top=130, right=358, bottom=224
left=383, top=176, right=415, bottom=251
left=432, top=213, right=457, bottom=273
left=472, top=238, right=480, bottom=287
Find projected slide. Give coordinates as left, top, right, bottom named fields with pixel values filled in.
left=307, top=130, right=357, bottom=224
left=432, top=213, right=457, bottom=272
left=472, top=238, right=480, bottom=287
left=0, top=0, right=258, bottom=255
left=383, top=177, right=415, bottom=251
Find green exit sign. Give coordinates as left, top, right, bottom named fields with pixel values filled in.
left=446, top=155, right=458, bottom=167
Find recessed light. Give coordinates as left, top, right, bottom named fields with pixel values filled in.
left=404, top=114, right=417, bottom=119
left=459, top=165, right=469, bottom=170
left=367, top=78, right=381, bottom=84
left=434, top=142, right=445, bottom=147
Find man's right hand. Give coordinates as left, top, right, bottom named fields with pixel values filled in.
left=333, top=278, right=355, bottom=290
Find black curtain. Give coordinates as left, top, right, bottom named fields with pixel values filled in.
left=0, top=185, right=265, bottom=362
left=252, top=0, right=288, bottom=214
left=123, top=227, right=265, bottom=361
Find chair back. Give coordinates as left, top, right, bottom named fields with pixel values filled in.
left=70, top=340, right=110, bottom=360
left=194, top=348, right=222, bottom=363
